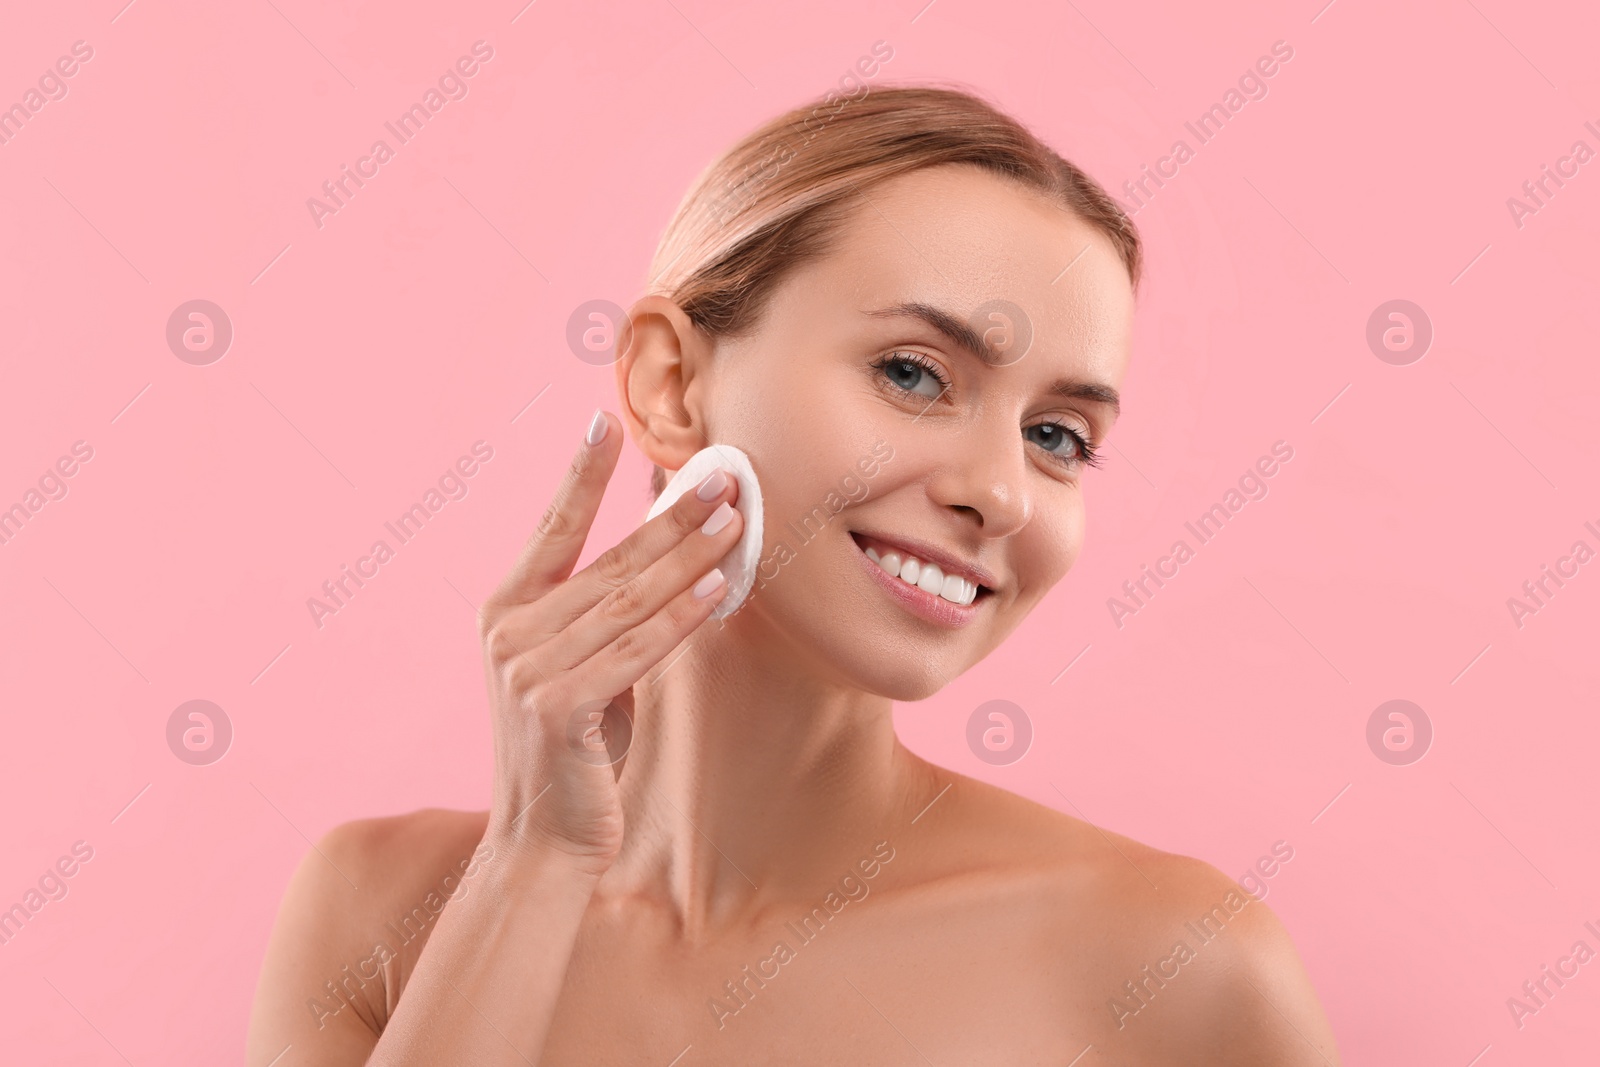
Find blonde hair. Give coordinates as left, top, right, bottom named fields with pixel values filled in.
left=643, top=80, right=1141, bottom=498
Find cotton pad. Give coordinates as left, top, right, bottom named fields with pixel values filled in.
left=644, top=444, right=764, bottom=619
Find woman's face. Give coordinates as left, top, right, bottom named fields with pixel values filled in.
left=664, top=163, right=1134, bottom=700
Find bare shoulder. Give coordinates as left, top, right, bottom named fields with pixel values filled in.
left=310, top=807, right=496, bottom=962
left=905, top=768, right=1341, bottom=1064
left=320, top=806, right=493, bottom=893
left=247, top=807, right=494, bottom=1065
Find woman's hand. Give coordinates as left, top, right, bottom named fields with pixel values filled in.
left=250, top=411, right=732, bottom=1067
left=476, top=410, right=742, bottom=872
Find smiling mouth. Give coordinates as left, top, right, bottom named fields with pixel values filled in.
left=848, top=531, right=993, bottom=607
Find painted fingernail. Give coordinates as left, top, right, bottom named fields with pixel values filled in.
left=695, top=468, right=729, bottom=502
left=701, top=501, right=735, bottom=536
left=586, top=409, right=608, bottom=446
left=693, top=568, right=725, bottom=599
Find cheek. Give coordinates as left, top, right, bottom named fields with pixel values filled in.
left=725, top=395, right=887, bottom=519
left=714, top=374, right=831, bottom=472
left=1025, top=501, right=1085, bottom=592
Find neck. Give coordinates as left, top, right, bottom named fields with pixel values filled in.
left=599, top=603, right=932, bottom=939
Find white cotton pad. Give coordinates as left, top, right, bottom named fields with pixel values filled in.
left=644, top=444, right=764, bottom=619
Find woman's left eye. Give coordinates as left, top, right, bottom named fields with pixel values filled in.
left=873, top=352, right=950, bottom=400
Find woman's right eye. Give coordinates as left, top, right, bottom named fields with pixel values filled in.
left=872, top=351, right=951, bottom=401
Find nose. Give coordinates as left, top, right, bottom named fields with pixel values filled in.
left=924, top=421, right=1032, bottom=537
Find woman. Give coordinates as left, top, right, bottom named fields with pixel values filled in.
left=248, top=83, right=1341, bottom=1065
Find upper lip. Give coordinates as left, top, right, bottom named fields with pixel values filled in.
left=850, top=529, right=998, bottom=591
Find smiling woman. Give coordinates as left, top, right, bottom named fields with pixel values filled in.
left=248, top=82, right=1342, bottom=1065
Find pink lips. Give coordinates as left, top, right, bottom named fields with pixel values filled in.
left=850, top=533, right=983, bottom=629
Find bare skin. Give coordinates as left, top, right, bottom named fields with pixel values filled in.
left=248, top=164, right=1341, bottom=1065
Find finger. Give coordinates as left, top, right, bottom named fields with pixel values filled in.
left=532, top=464, right=740, bottom=636
left=489, top=409, right=621, bottom=609
left=565, top=564, right=730, bottom=705
left=540, top=498, right=743, bottom=670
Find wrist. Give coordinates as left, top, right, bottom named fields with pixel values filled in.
left=482, top=821, right=618, bottom=881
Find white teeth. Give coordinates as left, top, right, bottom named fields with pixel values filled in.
left=861, top=538, right=980, bottom=606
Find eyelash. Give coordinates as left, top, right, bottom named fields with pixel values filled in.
left=869, top=351, right=1104, bottom=470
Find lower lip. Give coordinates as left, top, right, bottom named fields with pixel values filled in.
left=851, top=535, right=981, bottom=629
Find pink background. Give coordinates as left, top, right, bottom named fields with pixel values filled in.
left=2, top=0, right=1597, bottom=1062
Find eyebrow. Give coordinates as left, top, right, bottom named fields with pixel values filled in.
left=862, top=301, right=1122, bottom=416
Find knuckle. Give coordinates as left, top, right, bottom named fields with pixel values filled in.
left=482, top=620, right=512, bottom=661
left=601, top=578, right=648, bottom=621
left=664, top=592, right=705, bottom=631
left=503, top=654, right=549, bottom=699
left=592, top=545, right=633, bottom=588
left=606, top=625, right=646, bottom=667
left=569, top=441, right=600, bottom=478
left=671, top=494, right=708, bottom=536
left=535, top=499, right=578, bottom=543
left=477, top=599, right=510, bottom=643
left=483, top=618, right=530, bottom=667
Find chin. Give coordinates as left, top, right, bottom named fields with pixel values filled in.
left=879, top=673, right=950, bottom=703
left=842, top=663, right=942, bottom=701
left=743, top=595, right=953, bottom=702
left=824, top=638, right=959, bottom=702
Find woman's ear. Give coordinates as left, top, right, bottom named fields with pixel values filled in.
left=614, top=295, right=714, bottom=471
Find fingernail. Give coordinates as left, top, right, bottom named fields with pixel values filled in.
left=693, top=568, right=725, bottom=599
left=701, top=501, right=735, bottom=536
left=585, top=409, right=608, bottom=446
left=695, top=468, right=729, bottom=502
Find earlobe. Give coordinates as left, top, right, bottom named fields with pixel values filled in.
left=614, top=295, right=712, bottom=472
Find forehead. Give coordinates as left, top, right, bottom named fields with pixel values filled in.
left=776, top=163, right=1135, bottom=383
